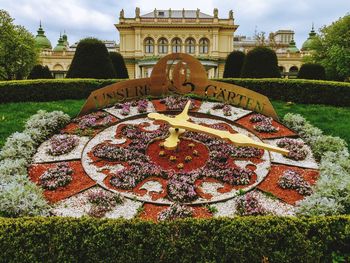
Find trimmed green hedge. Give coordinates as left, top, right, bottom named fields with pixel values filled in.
left=218, top=78, right=350, bottom=107
left=0, top=216, right=349, bottom=262
left=0, top=78, right=350, bottom=106
left=0, top=79, right=117, bottom=103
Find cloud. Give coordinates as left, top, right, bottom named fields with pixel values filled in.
left=1, top=0, right=349, bottom=48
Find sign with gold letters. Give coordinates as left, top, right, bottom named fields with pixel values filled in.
left=79, top=53, right=278, bottom=119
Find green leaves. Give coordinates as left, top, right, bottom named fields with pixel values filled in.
left=0, top=10, right=38, bottom=80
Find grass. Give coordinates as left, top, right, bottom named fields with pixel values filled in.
left=0, top=99, right=349, bottom=149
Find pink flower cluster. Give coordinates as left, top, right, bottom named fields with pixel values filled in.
left=75, top=112, right=113, bottom=130
left=39, top=162, right=73, bottom=190
left=157, top=203, right=193, bottom=221
left=236, top=192, right=267, bottom=216
left=47, top=134, right=79, bottom=156
left=277, top=138, right=308, bottom=160
left=250, top=114, right=279, bottom=133
left=87, top=189, right=123, bottom=218
left=278, top=170, right=312, bottom=196
left=211, top=103, right=232, bottom=116
left=160, top=96, right=195, bottom=110
left=137, top=99, right=149, bottom=113
left=120, top=103, right=131, bottom=116
left=222, top=105, right=232, bottom=116
left=167, top=172, right=199, bottom=202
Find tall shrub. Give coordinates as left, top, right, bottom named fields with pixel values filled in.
left=240, top=47, right=281, bottom=78
left=109, top=52, right=129, bottom=79
left=66, top=38, right=116, bottom=79
left=27, top=65, right=53, bottom=79
left=223, top=51, right=245, bottom=78
left=298, top=63, right=326, bottom=80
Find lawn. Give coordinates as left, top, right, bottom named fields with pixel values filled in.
left=0, top=99, right=349, bottom=149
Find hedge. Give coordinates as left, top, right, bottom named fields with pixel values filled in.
left=0, top=78, right=350, bottom=106
left=217, top=78, right=350, bottom=107
left=0, top=79, right=117, bottom=103
left=0, top=216, right=349, bottom=262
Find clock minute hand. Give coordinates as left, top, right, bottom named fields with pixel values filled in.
left=148, top=112, right=289, bottom=155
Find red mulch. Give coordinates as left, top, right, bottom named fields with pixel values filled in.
left=139, top=203, right=212, bottom=222
left=235, top=113, right=296, bottom=139
left=257, top=164, right=319, bottom=205
left=28, top=161, right=96, bottom=203
left=151, top=99, right=202, bottom=112
left=133, top=177, right=168, bottom=201
left=195, top=173, right=257, bottom=200
left=147, top=139, right=209, bottom=172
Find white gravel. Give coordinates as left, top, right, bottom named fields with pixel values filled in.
left=212, top=190, right=295, bottom=217
left=263, top=138, right=319, bottom=169
left=198, top=101, right=252, bottom=121
left=32, top=135, right=90, bottom=163
left=51, top=186, right=142, bottom=219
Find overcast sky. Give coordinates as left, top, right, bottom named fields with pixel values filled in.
left=1, top=0, right=349, bottom=48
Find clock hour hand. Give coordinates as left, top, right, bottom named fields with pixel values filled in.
left=148, top=107, right=289, bottom=155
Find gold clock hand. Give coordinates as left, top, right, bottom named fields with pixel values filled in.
left=174, top=100, right=191, bottom=121
left=148, top=112, right=289, bottom=155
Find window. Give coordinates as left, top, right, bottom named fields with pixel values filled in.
left=199, top=38, right=209, bottom=54
left=185, top=38, right=196, bottom=54
left=144, top=38, right=154, bottom=54
left=171, top=38, right=182, bottom=53
left=158, top=38, right=168, bottom=54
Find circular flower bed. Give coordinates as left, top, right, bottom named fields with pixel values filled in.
left=23, top=98, right=322, bottom=220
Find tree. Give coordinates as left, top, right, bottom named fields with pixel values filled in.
left=223, top=51, right=246, bottom=78
left=308, top=14, right=350, bottom=81
left=298, top=63, right=326, bottom=80
left=109, top=52, right=129, bottom=79
left=66, top=38, right=116, bottom=79
left=27, top=65, right=53, bottom=79
left=0, top=10, right=38, bottom=80
left=240, top=47, right=281, bottom=78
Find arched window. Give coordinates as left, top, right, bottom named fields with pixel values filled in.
left=199, top=38, right=209, bottom=54
left=158, top=38, right=168, bottom=54
left=185, top=38, right=196, bottom=54
left=144, top=38, right=154, bottom=54
left=171, top=38, right=182, bottom=53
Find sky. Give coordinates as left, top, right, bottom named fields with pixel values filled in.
left=1, top=0, right=349, bottom=49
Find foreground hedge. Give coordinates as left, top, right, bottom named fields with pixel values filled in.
left=218, top=78, right=350, bottom=106
left=0, top=78, right=350, bottom=106
left=0, top=216, right=349, bottom=262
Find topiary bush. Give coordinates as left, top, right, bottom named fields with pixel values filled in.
left=109, top=52, right=129, bottom=79
left=223, top=50, right=246, bottom=78
left=240, top=47, right=281, bottom=78
left=66, top=38, right=116, bottom=79
left=298, top=63, right=326, bottom=80
left=27, top=65, right=53, bottom=79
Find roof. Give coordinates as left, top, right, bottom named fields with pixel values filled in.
left=35, top=23, right=52, bottom=50
left=302, top=27, right=317, bottom=51
left=141, top=9, right=213, bottom=19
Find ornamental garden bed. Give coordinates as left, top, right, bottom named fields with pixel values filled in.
left=5, top=96, right=338, bottom=222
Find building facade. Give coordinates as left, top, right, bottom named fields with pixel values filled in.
left=36, top=9, right=316, bottom=79
left=116, top=8, right=237, bottom=79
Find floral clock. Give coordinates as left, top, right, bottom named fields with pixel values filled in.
left=29, top=96, right=319, bottom=221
